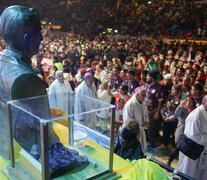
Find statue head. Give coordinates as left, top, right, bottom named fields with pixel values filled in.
left=0, top=5, right=43, bottom=59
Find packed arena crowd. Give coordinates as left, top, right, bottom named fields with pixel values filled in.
left=2, top=27, right=206, bottom=153
left=0, top=1, right=207, bottom=179
left=1, top=0, right=207, bottom=38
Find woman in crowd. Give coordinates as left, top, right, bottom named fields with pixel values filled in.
left=96, top=81, right=111, bottom=134
left=167, top=96, right=196, bottom=166
left=159, top=85, right=182, bottom=149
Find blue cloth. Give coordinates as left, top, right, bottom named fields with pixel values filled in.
left=49, top=142, right=88, bottom=178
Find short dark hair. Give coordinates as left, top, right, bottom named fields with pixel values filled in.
left=127, top=69, right=136, bottom=76
left=0, top=6, right=41, bottom=48
left=98, top=64, right=104, bottom=70
left=193, top=82, right=203, bottom=92
left=120, top=85, right=128, bottom=93
left=148, top=70, right=159, bottom=81
left=113, top=65, right=122, bottom=72
left=142, top=70, right=149, bottom=75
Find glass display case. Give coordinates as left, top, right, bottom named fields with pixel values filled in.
left=6, top=92, right=116, bottom=180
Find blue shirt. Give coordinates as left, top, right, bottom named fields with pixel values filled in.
left=114, top=136, right=144, bottom=161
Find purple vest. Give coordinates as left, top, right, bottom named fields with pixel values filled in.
left=111, top=76, right=123, bottom=91
left=145, top=82, right=162, bottom=112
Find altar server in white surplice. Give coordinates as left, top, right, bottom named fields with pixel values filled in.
left=75, top=72, right=97, bottom=128
left=178, top=95, right=207, bottom=180
left=48, top=70, right=72, bottom=112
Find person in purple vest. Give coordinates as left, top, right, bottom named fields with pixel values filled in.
left=110, top=65, right=123, bottom=92
left=123, top=69, right=139, bottom=96
left=145, top=71, right=163, bottom=151
left=110, top=65, right=123, bottom=105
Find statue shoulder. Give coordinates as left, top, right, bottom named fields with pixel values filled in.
left=11, top=73, right=48, bottom=99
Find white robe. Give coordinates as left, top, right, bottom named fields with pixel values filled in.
left=178, top=105, right=207, bottom=180
left=48, top=79, right=72, bottom=112
left=96, top=89, right=111, bottom=119
left=95, top=69, right=108, bottom=83
left=75, top=81, right=97, bottom=128
left=122, top=94, right=149, bottom=150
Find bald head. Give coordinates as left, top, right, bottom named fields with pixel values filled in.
left=135, top=87, right=146, bottom=103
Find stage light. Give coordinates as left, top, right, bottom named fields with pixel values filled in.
left=114, top=30, right=118, bottom=34
left=107, top=28, right=113, bottom=33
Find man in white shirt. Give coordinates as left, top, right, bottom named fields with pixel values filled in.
left=178, top=95, right=207, bottom=180
left=48, top=70, right=72, bottom=112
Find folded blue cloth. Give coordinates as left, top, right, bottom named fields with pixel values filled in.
left=49, top=142, right=88, bottom=178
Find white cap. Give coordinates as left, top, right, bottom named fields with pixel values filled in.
left=164, top=73, right=172, bottom=80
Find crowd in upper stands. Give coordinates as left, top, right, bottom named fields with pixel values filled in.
left=1, top=0, right=207, bottom=38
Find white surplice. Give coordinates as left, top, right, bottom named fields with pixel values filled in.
left=178, top=105, right=207, bottom=180
left=74, top=81, right=97, bottom=128
left=122, top=94, right=149, bottom=150
left=48, top=79, right=72, bottom=112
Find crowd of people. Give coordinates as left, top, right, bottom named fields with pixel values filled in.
left=1, top=0, right=207, bottom=38
left=0, top=2, right=207, bottom=180
left=24, top=29, right=206, bottom=179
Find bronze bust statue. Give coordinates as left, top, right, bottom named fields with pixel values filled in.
left=0, top=5, right=59, bottom=159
